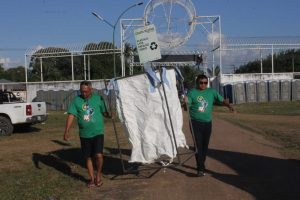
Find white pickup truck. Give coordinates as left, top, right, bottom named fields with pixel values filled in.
left=0, top=91, right=47, bottom=136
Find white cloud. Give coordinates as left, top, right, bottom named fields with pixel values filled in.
left=0, top=57, right=12, bottom=69
left=35, top=45, right=44, bottom=51
left=27, top=44, right=44, bottom=55
left=0, top=57, right=11, bottom=65
left=0, top=57, right=23, bottom=69
left=207, top=32, right=224, bottom=45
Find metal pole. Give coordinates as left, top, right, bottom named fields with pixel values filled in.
left=84, top=54, right=87, bottom=80
left=113, top=26, right=116, bottom=78
left=24, top=55, right=28, bottom=83
left=88, top=55, right=91, bottom=80
left=219, top=16, right=222, bottom=76
left=113, top=3, right=143, bottom=78
left=181, top=81, right=198, bottom=161
left=24, top=55, right=28, bottom=101
left=271, top=45, right=274, bottom=74
left=292, top=54, right=295, bottom=72
left=159, top=67, right=181, bottom=164
left=92, top=2, right=143, bottom=78
left=40, top=57, right=43, bottom=82
left=107, top=82, right=126, bottom=173
left=260, top=48, right=263, bottom=73
left=212, top=21, right=215, bottom=77
left=71, top=54, right=74, bottom=81
left=120, top=20, right=125, bottom=77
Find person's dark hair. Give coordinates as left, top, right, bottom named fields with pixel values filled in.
left=80, top=80, right=92, bottom=87
left=196, top=74, right=208, bottom=83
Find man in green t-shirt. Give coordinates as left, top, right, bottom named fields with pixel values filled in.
left=186, top=74, right=234, bottom=177
left=63, top=81, right=109, bottom=187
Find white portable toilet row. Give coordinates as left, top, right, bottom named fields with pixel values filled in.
left=220, top=79, right=300, bottom=104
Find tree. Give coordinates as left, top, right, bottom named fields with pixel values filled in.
left=236, top=49, right=300, bottom=73
left=123, top=43, right=142, bottom=75
left=28, top=47, right=72, bottom=81
left=4, top=66, right=25, bottom=82
left=83, top=41, right=117, bottom=79
left=180, top=65, right=201, bottom=89
left=0, top=64, right=5, bottom=79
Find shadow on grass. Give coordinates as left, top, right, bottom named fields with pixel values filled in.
left=31, top=146, right=151, bottom=182
left=206, top=149, right=300, bottom=200
left=13, top=125, right=41, bottom=134
left=32, top=140, right=169, bottom=182
left=32, top=149, right=87, bottom=183
left=51, top=140, right=72, bottom=147
left=103, top=147, right=144, bottom=177
left=103, top=147, right=175, bottom=179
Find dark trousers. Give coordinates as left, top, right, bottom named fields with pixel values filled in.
left=191, top=120, right=212, bottom=171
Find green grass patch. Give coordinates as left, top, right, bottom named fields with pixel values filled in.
left=214, top=101, right=300, bottom=116
left=214, top=101, right=300, bottom=159
left=0, top=110, right=126, bottom=200
left=0, top=166, right=85, bottom=200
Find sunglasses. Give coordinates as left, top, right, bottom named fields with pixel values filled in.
left=199, top=81, right=208, bottom=85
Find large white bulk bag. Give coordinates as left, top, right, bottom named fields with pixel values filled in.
left=116, top=69, right=187, bottom=163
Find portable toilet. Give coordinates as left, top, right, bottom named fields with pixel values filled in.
left=292, top=79, right=300, bottom=101
left=56, top=90, right=65, bottom=110
left=48, top=90, right=57, bottom=110
left=280, top=80, right=291, bottom=101
left=268, top=80, right=280, bottom=102
left=222, top=83, right=234, bottom=104
left=256, top=81, right=268, bottom=102
left=36, top=90, right=45, bottom=102
left=245, top=81, right=257, bottom=103
left=233, top=82, right=246, bottom=104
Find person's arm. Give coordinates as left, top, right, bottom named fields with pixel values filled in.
left=64, top=114, right=75, bottom=141
left=222, top=98, right=235, bottom=112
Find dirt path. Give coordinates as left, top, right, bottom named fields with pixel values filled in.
left=92, top=114, right=300, bottom=200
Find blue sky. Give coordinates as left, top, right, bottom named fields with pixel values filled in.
left=0, top=0, right=300, bottom=68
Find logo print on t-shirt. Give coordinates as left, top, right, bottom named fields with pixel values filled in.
left=82, top=102, right=94, bottom=121
left=197, top=96, right=208, bottom=112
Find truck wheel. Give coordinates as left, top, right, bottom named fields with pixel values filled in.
left=0, top=116, right=13, bottom=136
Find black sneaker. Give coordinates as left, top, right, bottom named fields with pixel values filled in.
left=197, top=170, right=205, bottom=177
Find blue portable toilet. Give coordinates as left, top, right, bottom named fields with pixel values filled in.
left=222, top=83, right=234, bottom=104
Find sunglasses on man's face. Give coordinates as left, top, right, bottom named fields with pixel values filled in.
left=199, top=81, right=208, bottom=85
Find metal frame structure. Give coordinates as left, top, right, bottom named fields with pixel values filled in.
left=220, top=36, right=300, bottom=74
left=120, top=15, right=222, bottom=77
left=24, top=42, right=121, bottom=83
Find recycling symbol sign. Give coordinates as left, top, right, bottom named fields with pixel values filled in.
left=134, top=24, right=161, bottom=63
left=150, top=42, right=158, bottom=50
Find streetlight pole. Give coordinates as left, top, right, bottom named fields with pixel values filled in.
left=92, top=2, right=143, bottom=78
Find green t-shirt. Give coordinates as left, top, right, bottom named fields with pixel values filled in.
left=68, top=93, right=107, bottom=138
left=187, top=88, right=224, bottom=122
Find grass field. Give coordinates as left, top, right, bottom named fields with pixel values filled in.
left=0, top=101, right=299, bottom=199
left=213, top=101, right=300, bottom=160
left=0, top=112, right=126, bottom=200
